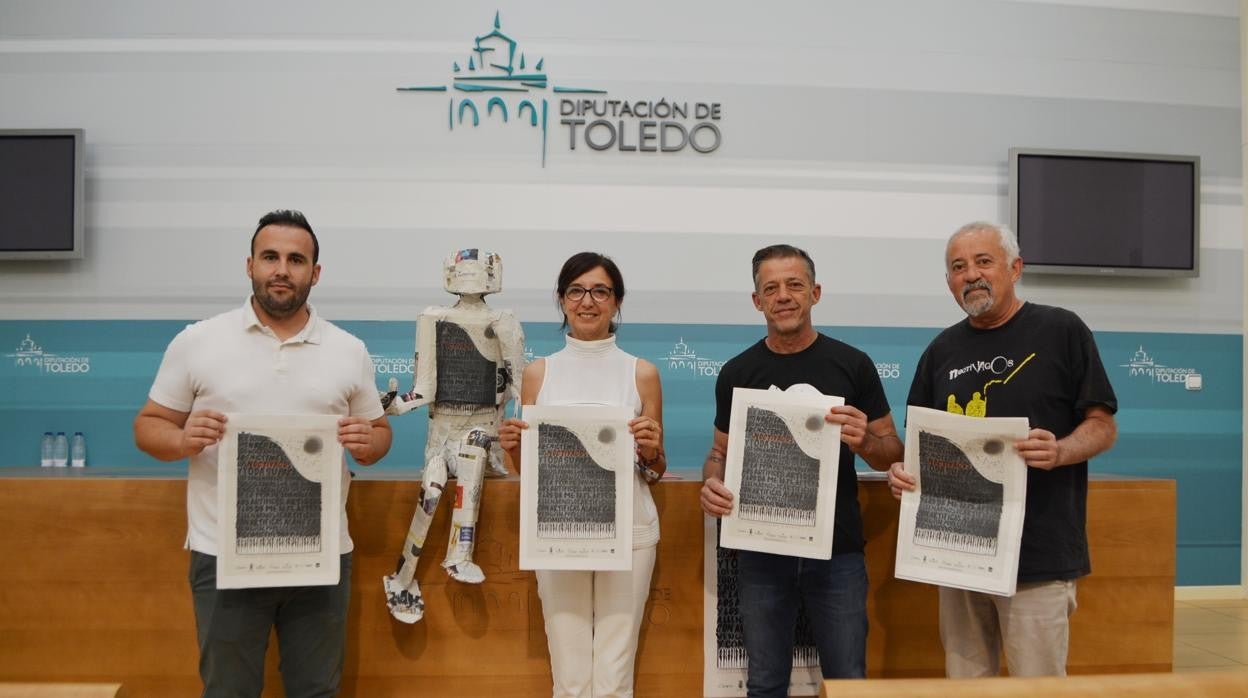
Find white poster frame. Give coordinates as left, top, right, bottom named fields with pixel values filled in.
left=217, top=413, right=342, bottom=589
left=720, top=387, right=843, bottom=560
left=519, top=405, right=634, bottom=571
left=895, top=405, right=1029, bottom=596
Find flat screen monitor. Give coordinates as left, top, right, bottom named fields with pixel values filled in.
left=0, top=129, right=85, bottom=260
left=1009, top=147, right=1199, bottom=277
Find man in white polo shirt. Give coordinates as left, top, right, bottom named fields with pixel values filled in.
left=134, top=209, right=392, bottom=698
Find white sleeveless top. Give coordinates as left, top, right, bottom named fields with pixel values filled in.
left=535, top=334, right=660, bottom=549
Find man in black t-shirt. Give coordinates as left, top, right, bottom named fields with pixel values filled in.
left=889, top=222, right=1118, bottom=678
left=701, top=244, right=903, bottom=696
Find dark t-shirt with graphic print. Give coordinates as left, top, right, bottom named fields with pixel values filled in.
left=715, top=333, right=893, bottom=556
left=907, top=302, right=1118, bottom=582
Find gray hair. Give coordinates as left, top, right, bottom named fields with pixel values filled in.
left=948, top=221, right=1019, bottom=266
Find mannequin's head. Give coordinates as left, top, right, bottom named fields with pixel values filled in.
left=444, top=248, right=502, bottom=296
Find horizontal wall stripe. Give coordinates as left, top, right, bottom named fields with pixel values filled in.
left=998, top=0, right=1237, bottom=18
left=0, top=318, right=1237, bottom=585
left=1, top=1, right=1237, bottom=107
left=1, top=241, right=1241, bottom=333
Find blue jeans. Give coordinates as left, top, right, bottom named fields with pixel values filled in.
left=736, top=550, right=868, bottom=697
left=189, top=551, right=352, bottom=698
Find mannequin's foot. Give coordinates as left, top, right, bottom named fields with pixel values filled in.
left=444, top=561, right=485, bottom=584
left=382, top=573, right=425, bottom=623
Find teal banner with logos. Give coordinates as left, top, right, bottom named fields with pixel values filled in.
left=0, top=320, right=1240, bottom=586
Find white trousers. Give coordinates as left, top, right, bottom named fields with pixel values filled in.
left=939, top=579, right=1079, bottom=678
left=535, top=545, right=657, bottom=698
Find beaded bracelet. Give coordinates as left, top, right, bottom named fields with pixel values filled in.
left=637, top=448, right=665, bottom=483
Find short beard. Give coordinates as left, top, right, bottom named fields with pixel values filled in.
left=252, top=279, right=309, bottom=319
left=960, top=281, right=993, bottom=317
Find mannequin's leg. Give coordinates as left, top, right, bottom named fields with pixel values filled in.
left=382, top=444, right=451, bottom=623
left=442, top=428, right=491, bottom=584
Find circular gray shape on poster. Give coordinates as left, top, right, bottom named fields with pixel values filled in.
left=304, top=436, right=324, bottom=454
left=484, top=326, right=496, bottom=339
left=598, top=427, right=616, bottom=444
left=806, top=415, right=824, bottom=431
left=982, top=439, right=1004, bottom=455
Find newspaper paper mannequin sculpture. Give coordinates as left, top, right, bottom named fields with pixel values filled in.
left=381, top=249, right=525, bottom=623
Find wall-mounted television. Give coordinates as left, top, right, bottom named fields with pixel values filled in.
left=1009, top=147, right=1199, bottom=277
left=0, top=129, right=85, bottom=260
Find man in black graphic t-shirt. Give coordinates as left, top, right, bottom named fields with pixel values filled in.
left=701, top=244, right=903, bottom=696
left=889, top=222, right=1118, bottom=678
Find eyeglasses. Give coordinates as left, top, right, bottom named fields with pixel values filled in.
left=564, top=285, right=614, bottom=303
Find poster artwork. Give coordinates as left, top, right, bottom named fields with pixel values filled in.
left=702, top=516, right=820, bottom=697
left=914, top=430, right=1002, bottom=555
left=435, top=319, right=499, bottom=405
left=895, top=406, right=1028, bottom=596
left=235, top=431, right=323, bottom=555
left=217, top=414, right=342, bottom=589
left=519, top=405, right=633, bottom=571
left=737, top=406, right=821, bottom=526
left=537, top=422, right=617, bottom=540
left=720, top=387, right=842, bottom=560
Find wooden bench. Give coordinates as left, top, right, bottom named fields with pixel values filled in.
left=820, top=671, right=1248, bottom=697
left=0, top=684, right=127, bottom=698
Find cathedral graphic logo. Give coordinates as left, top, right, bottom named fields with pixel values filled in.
left=397, top=11, right=601, bottom=167
left=1119, top=346, right=1198, bottom=387
left=397, top=12, right=722, bottom=166
left=665, top=337, right=726, bottom=379
left=6, top=334, right=91, bottom=374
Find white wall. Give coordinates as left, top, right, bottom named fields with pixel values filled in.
left=0, top=0, right=1241, bottom=334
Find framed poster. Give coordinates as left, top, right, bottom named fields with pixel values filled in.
left=217, top=413, right=342, bottom=589
left=720, top=387, right=843, bottom=560
left=702, top=516, right=821, bottom=697
left=519, top=405, right=634, bottom=571
left=895, top=406, right=1029, bottom=596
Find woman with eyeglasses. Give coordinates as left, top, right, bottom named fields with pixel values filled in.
left=500, top=251, right=665, bottom=698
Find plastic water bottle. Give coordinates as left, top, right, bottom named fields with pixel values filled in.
left=71, top=432, right=87, bottom=468
left=40, top=432, right=54, bottom=467
left=52, top=431, right=68, bottom=468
